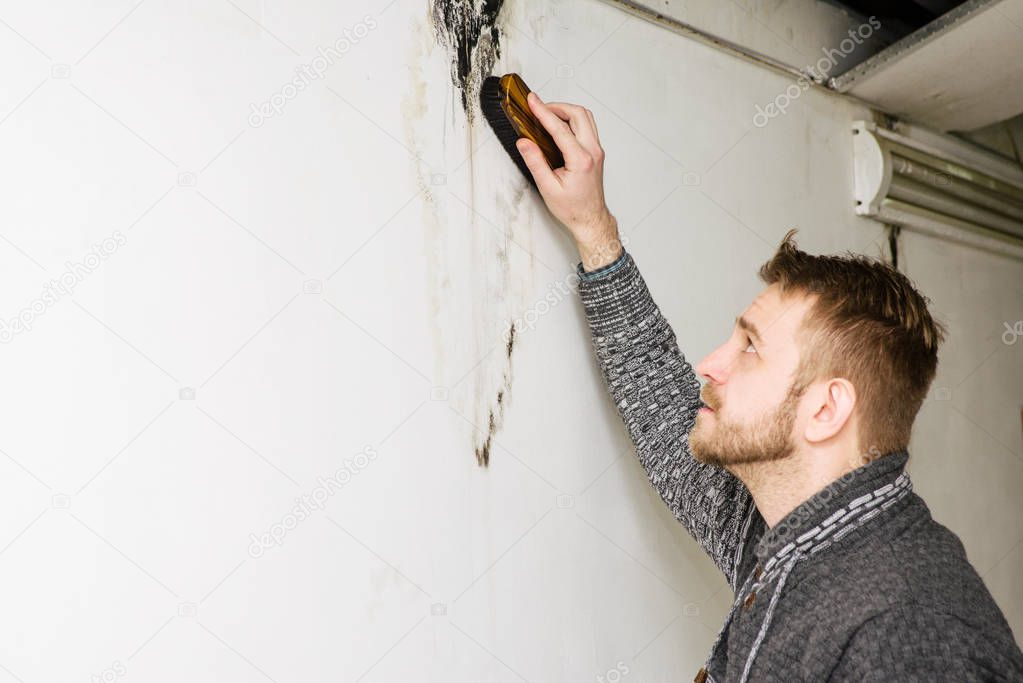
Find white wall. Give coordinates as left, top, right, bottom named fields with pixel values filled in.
left=0, top=1, right=1019, bottom=681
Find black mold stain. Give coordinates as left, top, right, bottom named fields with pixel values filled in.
left=474, top=321, right=516, bottom=467
left=475, top=408, right=497, bottom=467
left=474, top=384, right=504, bottom=467
left=427, top=2, right=514, bottom=466
left=430, top=0, right=505, bottom=114
left=505, top=323, right=516, bottom=359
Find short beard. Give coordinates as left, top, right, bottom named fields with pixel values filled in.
left=689, top=381, right=805, bottom=468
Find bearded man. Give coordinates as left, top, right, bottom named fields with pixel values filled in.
left=513, top=90, right=1023, bottom=681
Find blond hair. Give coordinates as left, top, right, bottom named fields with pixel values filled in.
left=758, top=229, right=948, bottom=455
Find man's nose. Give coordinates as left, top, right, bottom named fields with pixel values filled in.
left=695, top=345, right=729, bottom=384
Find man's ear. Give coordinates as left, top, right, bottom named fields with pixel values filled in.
left=803, top=378, right=856, bottom=444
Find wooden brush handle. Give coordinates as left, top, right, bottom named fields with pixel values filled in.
left=500, top=74, right=565, bottom=170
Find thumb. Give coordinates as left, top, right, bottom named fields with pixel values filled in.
left=516, top=138, right=557, bottom=191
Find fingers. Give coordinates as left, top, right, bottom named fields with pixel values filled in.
left=516, top=138, right=558, bottom=192
left=526, top=92, right=588, bottom=167
left=545, top=101, right=602, bottom=157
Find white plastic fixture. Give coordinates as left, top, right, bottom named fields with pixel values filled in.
left=852, top=119, right=1023, bottom=261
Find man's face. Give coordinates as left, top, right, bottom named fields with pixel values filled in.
left=689, top=284, right=814, bottom=468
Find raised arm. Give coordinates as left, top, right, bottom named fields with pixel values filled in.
left=516, top=91, right=757, bottom=583
left=575, top=248, right=755, bottom=582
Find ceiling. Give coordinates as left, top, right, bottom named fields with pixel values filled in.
left=829, top=0, right=1023, bottom=132
left=605, top=0, right=1023, bottom=133
left=825, top=0, right=971, bottom=42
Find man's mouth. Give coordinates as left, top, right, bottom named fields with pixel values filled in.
left=698, top=391, right=716, bottom=412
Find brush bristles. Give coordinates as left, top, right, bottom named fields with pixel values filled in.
left=479, top=76, right=537, bottom=189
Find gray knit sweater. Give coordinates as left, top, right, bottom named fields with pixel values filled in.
left=575, top=249, right=1023, bottom=682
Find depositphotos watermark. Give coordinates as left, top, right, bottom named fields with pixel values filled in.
left=595, top=660, right=630, bottom=683
left=1002, top=321, right=1022, bottom=345
left=771, top=445, right=886, bottom=541
left=502, top=236, right=630, bottom=341
left=247, top=445, right=378, bottom=558
left=89, top=660, right=126, bottom=683
left=502, top=273, right=581, bottom=342
left=248, top=15, right=378, bottom=127
left=753, top=16, right=881, bottom=128
left=1, top=230, right=127, bottom=344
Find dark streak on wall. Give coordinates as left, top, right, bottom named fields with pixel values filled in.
left=505, top=323, right=516, bottom=360
left=429, top=1, right=515, bottom=467
left=475, top=324, right=515, bottom=467
left=430, top=0, right=505, bottom=115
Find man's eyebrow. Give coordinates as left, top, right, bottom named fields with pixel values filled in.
left=735, top=315, right=763, bottom=342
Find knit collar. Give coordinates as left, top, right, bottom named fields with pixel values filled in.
left=754, top=449, right=911, bottom=565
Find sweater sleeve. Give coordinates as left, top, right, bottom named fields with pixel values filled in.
left=576, top=249, right=756, bottom=586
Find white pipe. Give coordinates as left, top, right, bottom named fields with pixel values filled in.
left=877, top=199, right=1023, bottom=262
left=889, top=154, right=1023, bottom=222
left=888, top=176, right=1023, bottom=239
left=874, top=124, right=1023, bottom=191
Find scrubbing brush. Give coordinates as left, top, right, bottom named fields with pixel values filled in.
left=479, top=73, right=565, bottom=188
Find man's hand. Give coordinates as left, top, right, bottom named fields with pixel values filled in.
left=516, top=92, right=622, bottom=271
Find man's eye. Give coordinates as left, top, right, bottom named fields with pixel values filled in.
left=744, top=341, right=757, bottom=354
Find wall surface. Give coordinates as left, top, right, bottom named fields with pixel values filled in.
left=0, top=1, right=1020, bottom=681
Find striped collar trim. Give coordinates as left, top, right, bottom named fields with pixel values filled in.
left=754, top=449, right=911, bottom=564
